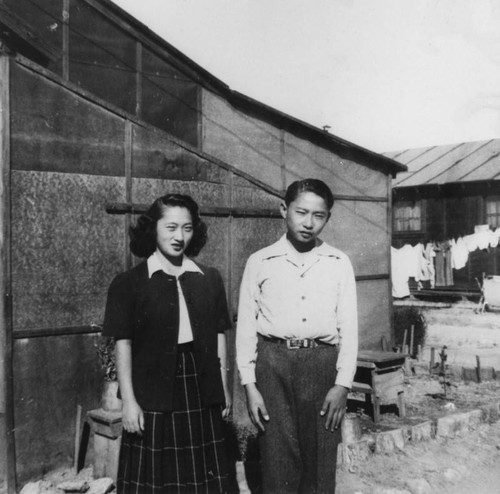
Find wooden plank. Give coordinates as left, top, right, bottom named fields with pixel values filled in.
left=357, top=350, right=407, bottom=366
left=0, top=54, right=17, bottom=494
left=0, top=4, right=57, bottom=64
left=62, top=0, right=69, bottom=80
left=373, top=369, right=405, bottom=405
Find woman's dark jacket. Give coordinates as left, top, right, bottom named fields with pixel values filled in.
left=102, top=260, right=231, bottom=412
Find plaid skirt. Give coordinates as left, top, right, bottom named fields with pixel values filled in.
left=117, top=350, right=229, bottom=494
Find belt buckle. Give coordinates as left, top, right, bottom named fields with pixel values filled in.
left=286, top=338, right=302, bottom=349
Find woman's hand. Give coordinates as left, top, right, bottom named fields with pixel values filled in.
left=221, top=379, right=233, bottom=419
left=122, top=399, right=144, bottom=435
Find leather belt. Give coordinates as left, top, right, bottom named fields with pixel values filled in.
left=261, top=335, right=331, bottom=350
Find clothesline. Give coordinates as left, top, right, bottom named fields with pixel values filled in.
left=391, top=226, right=500, bottom=298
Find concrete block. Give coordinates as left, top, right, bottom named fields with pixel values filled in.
left=405, top=478, right=432, bottom=494
left=375, top=428, right=405, bottom=454
left=453, top=412, right=470, bottom=434
left=467, top=409, right=482, bottom=430
left=410, top=421, right=434, bottom=442
left=481, top=403, right=500, bottom=422
left=343, top=439, right=371, bottom=464
left=436, top=415, right=456, bottom=437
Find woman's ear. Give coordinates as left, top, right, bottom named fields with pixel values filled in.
left=280, top=202, right=287, bottom=220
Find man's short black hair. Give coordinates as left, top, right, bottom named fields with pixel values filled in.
left=284, top=179, right=334, bottom=210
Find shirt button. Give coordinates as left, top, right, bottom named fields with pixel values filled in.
left=301, top=296, right=306, bottom=300
left=302, top=318, right=307, bottom=322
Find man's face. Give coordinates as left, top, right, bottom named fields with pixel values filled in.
left=280, top=191, right=331, bottom=248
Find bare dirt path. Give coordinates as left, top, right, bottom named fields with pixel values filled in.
left=337, top=420, right=500, bottom=494
left=337, top=305, right=500, bottom=494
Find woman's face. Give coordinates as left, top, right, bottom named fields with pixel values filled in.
left=156, top=206, right=194, bottom=261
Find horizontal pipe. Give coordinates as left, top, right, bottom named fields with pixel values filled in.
left=355, top=274, right=389, bottom=281
left=13, top=324, right=102, bottom=340
left=106, top=202, right=283, bottom=218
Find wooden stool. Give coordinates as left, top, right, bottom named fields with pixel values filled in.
left=349, top=350, right=406, bottom=423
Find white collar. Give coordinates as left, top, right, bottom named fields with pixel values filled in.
left=261, top=234, right=342, bottom=260
left=147, top=251, right=204, bottom=278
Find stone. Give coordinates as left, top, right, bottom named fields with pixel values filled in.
left=373, top=488, right=412, bottom=494
left=57, top=480, right=90, bottom=492
left=343, top=439, right=371, bottom=464
left=19, top=482, right=42, bottom=494
left=375, top=428, right=405, bottom=454
left=443, top=468, right=462, bottom=482
left=87, top=478, right=114, bottom=494
left=453, top=412, right=470, bottom=434
left=410, top=421, right=434, bottom=442
left=436, top=415, right=456, bottom=437
left=482, top=403, right=500, bottom=423
left=467, top=409, right=482, bottom=430
left=405, top=477, right=432, bottom=494
left=342, top=413, right=362, bottom=444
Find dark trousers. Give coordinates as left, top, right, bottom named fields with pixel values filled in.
left=256, top=338, right=341, bottom=494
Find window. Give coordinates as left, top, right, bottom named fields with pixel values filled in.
left=393, top=201, right=422, bottom=232
left=486, top=196, right=500, bottom=229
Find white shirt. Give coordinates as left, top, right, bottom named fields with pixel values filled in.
left=236, top=235, right=358, bottom=389
left=147, top=251, right=204, bottom=343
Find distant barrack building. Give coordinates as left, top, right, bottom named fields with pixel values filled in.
left=387, top=140, right=500, bottom=293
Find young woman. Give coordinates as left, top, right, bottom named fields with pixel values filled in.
left=103, top=193, right=232, bottom=493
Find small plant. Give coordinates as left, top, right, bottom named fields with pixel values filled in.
left=94, top=334, right=117, bottom=382
left=437, top=345, right=452, bottom=398
left=393, top=306, right=427, bottom=357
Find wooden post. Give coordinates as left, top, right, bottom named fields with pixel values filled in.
left=476, top=355, right=481, bottom=383
left=381, top=335, right=388, bottom=352
left=417, top=344, right=422, bottom=361
left=429, top=347, right=435, bottom=374
left=402, top=329, right=408, bottom=353
left=0, top=54, right=17, bottom=494
left=410, top=325, right=415, bottom=358
left=73, top=405, right=82, bottom=472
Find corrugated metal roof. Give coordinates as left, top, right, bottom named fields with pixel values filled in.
left=385, top=139, right=500, bottom=188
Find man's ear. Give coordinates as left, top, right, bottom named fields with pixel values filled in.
left=280, top=202, right=287, bottom=220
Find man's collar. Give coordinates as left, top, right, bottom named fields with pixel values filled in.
left=147, top=251, right=204, bottom=278
left=262, top=234, right=342, bottom=260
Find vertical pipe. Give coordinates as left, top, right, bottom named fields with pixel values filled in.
left=0, top=54, right=17, bottom=494
left=135, top=42, right=142, bottom=120
left=62, top=0, right=70, bottom=81
left=279, top=128, right=286, bottom=191
left=387, top=174, right=395, bottom=346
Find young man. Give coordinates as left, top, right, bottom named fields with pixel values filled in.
left=236, top=179, right=358, bottom=493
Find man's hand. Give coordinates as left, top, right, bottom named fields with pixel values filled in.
left=122, top=399, right=144, bottom=435
left=320, top=384, right=348, bottom=432
left=244, top=383, right=270, bottom=432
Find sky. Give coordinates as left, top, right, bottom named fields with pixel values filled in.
left=112, top=0, right=500, bottom=153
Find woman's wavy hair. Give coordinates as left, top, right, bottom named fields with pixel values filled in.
left=129, top=194, right=207, bottom=258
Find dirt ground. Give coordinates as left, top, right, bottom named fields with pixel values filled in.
left=337, top=304, right=500, bottom=494
left=15, top=305, right=500, bottom=494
